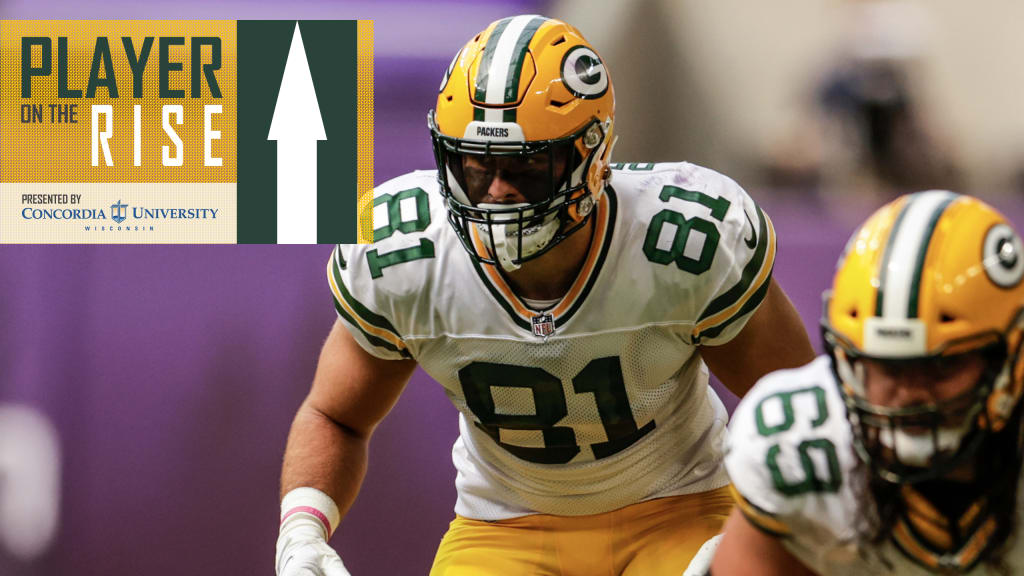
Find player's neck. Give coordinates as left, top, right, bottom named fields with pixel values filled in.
left=504, top=217, right=595, bottom=301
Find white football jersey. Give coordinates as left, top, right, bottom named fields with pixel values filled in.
left=725, top=356, right=1024, bottom=575
left=330, top=161, right=776, bottom=520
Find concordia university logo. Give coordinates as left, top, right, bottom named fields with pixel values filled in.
left=110, top=200, right=128, bottom=223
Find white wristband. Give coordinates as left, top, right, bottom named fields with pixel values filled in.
left=280, top=487, right=342, bottom=540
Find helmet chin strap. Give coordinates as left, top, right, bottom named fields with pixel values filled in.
left=476, top=203, right=560, bottom=273
left=488, top=211, right=522, bottom=272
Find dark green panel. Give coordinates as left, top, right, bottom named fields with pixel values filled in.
left=300, top=20, right=358, bottom=244
left=237, top=20, right=295, bottom=243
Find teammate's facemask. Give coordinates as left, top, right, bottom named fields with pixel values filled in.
left=429, top=15, right=616, bottom=272
left=825, top=339, right=1005, bottom=483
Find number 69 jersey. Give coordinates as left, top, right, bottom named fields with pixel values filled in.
left=330, top=162, right=776, bottom=521
left=725, top=357, right=1024, bottom=575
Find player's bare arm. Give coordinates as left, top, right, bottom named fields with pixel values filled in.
left=281, top=318, right=417, bottom=508
left=276, top=320, right=417, bottom=576
left=700, top=278, right=815, bottom=398
left=710, top=508, right=817, bottom=576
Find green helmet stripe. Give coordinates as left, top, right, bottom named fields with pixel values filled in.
left=876, top=191, right=958, bottom=319
left=907, top=195, right=957, bottom=317
left=473, top=17, right=513, bottom=108
left=502, top=16, right=546, bottom=112
left=474, top=15, right=547, bottom=123
left=875, top=196, right=914, bottom=317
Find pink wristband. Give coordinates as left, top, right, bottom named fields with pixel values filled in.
left=281, top=505, right=334, bottom=538
left=280, top=487, right=341, bottom=540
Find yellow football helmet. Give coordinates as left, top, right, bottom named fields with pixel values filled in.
left=428, top=15, right=615, bottom=270
left=822, top=190, right=1024, bottom=572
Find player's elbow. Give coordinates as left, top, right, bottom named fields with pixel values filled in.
left=297, top=399, right=375, bottom=443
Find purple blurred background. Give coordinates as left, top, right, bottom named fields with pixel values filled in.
left=2, top=2, right=1023, bottom=575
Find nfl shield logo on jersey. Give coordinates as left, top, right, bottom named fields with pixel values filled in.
left=532, top=313, right=556, bottom=339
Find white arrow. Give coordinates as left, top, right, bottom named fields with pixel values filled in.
left=268, top=22, right=326, bottom=244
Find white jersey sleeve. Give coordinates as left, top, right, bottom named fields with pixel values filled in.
left=327, top=171, right=444, bottom=361
left=616, top=162, right=777, bottom=346
left=679, top=164, right=776, bottom=346
left=327, top=243, right=411, bottom=360
left=724, top=356, right=858, bottom=541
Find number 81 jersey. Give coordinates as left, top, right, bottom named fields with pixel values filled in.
left=330, top=162, right=776, bottom=520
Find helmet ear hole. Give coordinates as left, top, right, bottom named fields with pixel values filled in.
left=551, top=35, right=566, bottom=46
left=940, top=312, right=956, bottom=324
left=849, top=308, right=859, bottom=319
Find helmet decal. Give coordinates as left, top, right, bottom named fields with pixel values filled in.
left=560, top=46, right=608, bottom=99
left=874, top=190, right=958, bottom=319
left=984, top=223, right=1024, bottom=289
left=473, top=15, right=547, bottom=122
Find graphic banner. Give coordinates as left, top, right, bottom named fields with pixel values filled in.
left=0, top=20, right=374, bottom=243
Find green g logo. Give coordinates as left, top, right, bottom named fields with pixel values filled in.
left=560, top=46, right=608, bottom=99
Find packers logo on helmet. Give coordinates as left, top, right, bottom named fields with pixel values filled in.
left=983, top=223, right=1024, bottom=289
left=822, top=191, right=1024, bottom=572
left=560, top=46, right=608, bottom=99
left=428, top=15, right=615, bottom=271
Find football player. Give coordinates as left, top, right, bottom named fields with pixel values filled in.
left=714, top=191, right=1024, bottom=575
left=276, top=15, right=814, bottom=576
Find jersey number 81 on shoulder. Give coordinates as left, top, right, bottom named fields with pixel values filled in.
left=642, top=186, right=731, bottom=275
left=368, top=187, right=435, bottom=279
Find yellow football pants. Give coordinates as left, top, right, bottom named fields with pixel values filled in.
left=430, top=485, right=734, bottom=576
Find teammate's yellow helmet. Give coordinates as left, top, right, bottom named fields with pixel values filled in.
left=429, top=15, right=615, bottom=270
left=822, top=191, right=1024, bottom=481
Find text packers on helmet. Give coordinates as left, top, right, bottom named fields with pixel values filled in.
left=822, top=191, right=1024, bottom=571
left=429, top=15, right=616, bottom=271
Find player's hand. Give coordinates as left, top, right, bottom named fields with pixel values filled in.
left=276, top=487, right=348, bottom=576
left=681, top=533, right=723, bottom=576
left=276, top=532, right=351, bottom=576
